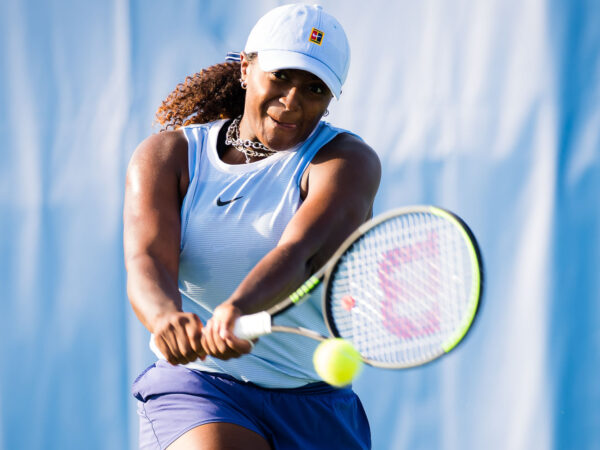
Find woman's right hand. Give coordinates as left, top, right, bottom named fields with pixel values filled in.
left=152, top=311, right=206, bottom=365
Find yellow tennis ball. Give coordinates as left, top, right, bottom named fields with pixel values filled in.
left=313, top=338, right=363, bottom=387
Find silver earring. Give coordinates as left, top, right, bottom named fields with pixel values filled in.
left=240, top=79, right=247, bottom=89
left=323, top=109, right=329, bottom=117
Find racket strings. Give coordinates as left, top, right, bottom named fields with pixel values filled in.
left=328, top=211, right=478, bottom=367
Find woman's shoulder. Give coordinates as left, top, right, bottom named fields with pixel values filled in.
left=136, top=128, right=188, bottom=156
left=130, top=129, right=188, bottom=169
left=127, top=129, right=190, bottom=186
left=314, top=129, right=380, bottom=173
left=300, top=128, right=381, bottom=199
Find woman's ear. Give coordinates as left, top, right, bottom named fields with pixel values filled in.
left=240, top=52, right=250, bottom=83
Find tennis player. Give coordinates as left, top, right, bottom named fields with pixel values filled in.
left=124, top=4, right=380, bottom=449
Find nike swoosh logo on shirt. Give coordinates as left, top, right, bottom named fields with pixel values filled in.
left=216, top=196, right=243, bottom=207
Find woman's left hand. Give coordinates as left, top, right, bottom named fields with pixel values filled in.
left=201, top=303, right=255, bottom=360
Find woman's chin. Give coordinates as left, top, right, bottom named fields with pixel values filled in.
left=263, top=130, right=301, bottom=151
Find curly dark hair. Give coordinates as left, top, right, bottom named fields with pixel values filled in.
left=155, top=54, right=256, bottom=130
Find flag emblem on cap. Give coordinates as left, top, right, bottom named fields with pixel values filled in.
left=309, top=28, right=324, bottom=45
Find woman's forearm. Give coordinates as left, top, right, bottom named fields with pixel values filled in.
left=224, top=242, right=313, bottom=314
left=126, top=254, right=182, bottom=333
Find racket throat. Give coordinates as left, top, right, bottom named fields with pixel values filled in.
left=270, top=325, right=327, bottom=341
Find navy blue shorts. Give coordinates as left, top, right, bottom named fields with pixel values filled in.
left=132, top=360, right=371, bottom=449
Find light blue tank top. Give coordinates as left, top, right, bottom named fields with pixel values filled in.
left=150, top=119, right=357, bottom=388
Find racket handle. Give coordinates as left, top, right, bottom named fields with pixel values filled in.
left=233, top=311, right=272, bottom=340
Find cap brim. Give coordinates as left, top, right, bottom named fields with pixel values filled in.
left=257, top=51, right=342, bottom=99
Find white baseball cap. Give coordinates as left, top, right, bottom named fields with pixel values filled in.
left=244, top=3, right=350, bottom=99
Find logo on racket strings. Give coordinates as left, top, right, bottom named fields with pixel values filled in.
left=341, top=295, right=356, bottom=311
left=377, top=231, right=441, bottom=339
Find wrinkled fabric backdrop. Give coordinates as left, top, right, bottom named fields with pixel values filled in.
left=1, top=0, right=598, bottom=449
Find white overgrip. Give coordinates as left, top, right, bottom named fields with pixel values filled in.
left=149, top=334, right=166, bottom=360
left=233, top=311, right=272, bottom=340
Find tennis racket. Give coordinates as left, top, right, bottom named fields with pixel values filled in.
left=234, top=205, right=483, bottom=368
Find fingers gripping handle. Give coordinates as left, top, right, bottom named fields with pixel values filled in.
left=233, top=311, right=272, bottom=340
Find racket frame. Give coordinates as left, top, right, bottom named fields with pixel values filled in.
left=322, top=205, right=484, bottom=368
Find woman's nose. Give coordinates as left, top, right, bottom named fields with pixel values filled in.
left=279, top=87, right=300, bottom=111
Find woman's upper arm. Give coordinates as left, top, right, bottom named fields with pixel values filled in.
left=123, top=130, right=189, bottom=276
left=279, top=133, right=381, bottom=271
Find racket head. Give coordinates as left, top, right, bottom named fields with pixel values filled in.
left=322, top=206, right=483, bottom=369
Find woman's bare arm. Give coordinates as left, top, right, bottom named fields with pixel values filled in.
left=124, top=130, right=210, bottom=364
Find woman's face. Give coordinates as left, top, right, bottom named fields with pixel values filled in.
left=240, top=53, right=333, bottom=150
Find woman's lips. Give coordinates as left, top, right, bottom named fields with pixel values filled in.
left=270, top=116, right=297, bottom=129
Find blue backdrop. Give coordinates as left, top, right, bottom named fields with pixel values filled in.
left=1, top=1, right=598, bottom=449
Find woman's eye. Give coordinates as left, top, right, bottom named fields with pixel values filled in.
left=310, top=84, right=326, bottom=95
left=272, top=71, right=288, bottom=80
